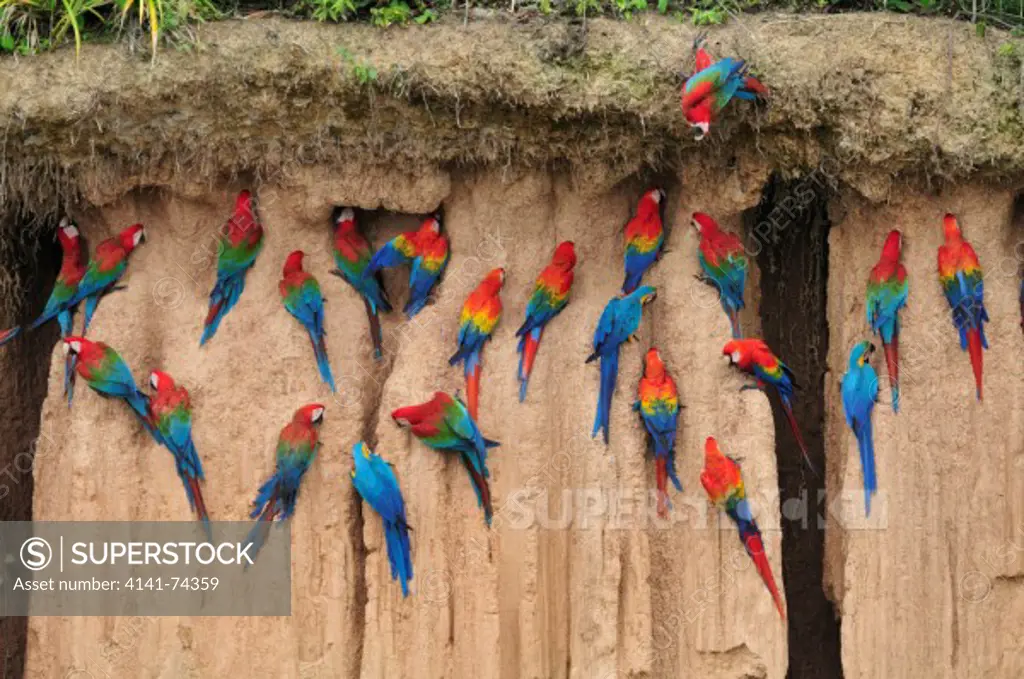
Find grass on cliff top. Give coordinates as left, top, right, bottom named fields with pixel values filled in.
left=4, top=0, right=1024, bottom=57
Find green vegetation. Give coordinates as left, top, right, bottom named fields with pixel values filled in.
left=4, top=0, right=1024, bottom=57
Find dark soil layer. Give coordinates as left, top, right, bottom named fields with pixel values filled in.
left=0, top=227, right=60, bottom=679
left=2, top=12, right=1024, bottom=238
left=750, top=175, right=843, bottom=679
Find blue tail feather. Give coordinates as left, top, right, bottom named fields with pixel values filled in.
left=310, top=329, right=336, bottom=392
left=201, top=272, right=247, bottom=346
left=592, top=348, right=619, bottom=444
left=384, top=520, right=413, bottom=597
left=856, top=419, right=876, bottom=516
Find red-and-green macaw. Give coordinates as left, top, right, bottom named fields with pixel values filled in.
left=280, top=250, right=335, bottom=392
left=365, top=215, right=450, bottom=318
left=681, top=36, right=769, bottom=141
left=63, top=222, right=146, bottom=405
left=392, top=391, right=499, bottom=526
left=701, top=436, right=786, bottom=620
left=75, top=223, right=146, bottom=336
left=588, top=285, right=657, bottom=444
left=866, top=230, right=908, bottom=412
left=147, top=370, right=211, bottom=539
left=351, top=441, right=413, bottom=597
left=0, top=218, right=88, bottom=403
left=517, top=241, right=576, bottom=402
left=449, top=268, right=505, bottom=421
left=634, top=348, right=682, bottom=518
left=937, top=214, right=988, bottom=401
left=723, top=338, right=816, bottom=475
left=62, top=336, right=157, bottom=441
left=840, top=341, right=878, bottom=516
left=201, top=190, right=264, bottom=346
left=330, top=207, right=392, bottom=360
left=622, top=189, right=666, bottom=294
left=245, top=404, right=325, bottom=561
left=693, top=212, right=747, bottom=339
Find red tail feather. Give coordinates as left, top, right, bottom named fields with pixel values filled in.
left=743, top=75, right=770, bottom=97
left=744, top=532, right=786, bottom=620
left=464, top=457, right=493, bottom=525
left=467, top=364, right=481, bottom=422
left=781, top=401, right=817, bottom=477
left=521, top=332, right=541, bottom=384
left=967, top=328, right=984, bottom=401
left=204, top=300, right=223, bottom=328
left=655, top=458, right=669, bottom=519
left=364, top=298, right=383, bottom=359
left=187, top=477, right=209, bottom=524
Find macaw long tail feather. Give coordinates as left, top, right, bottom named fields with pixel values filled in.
left=855, top=420, right=876, bottom=517
left=461, top=452, right=493, bottom=526
left=517, top=327, right=543, bottom=403
left=124, top=391, right=160, bottom=443
left=466, top=362, right=481, bottom=422
left=200, top=272, right=246, bottom=346
left=882, top=335, right=900, bottom=413
left=309, top=329, right=336, bottom=393
left=727, top=307, right=742, bottom=339
left=655, top=457, right=670, bottom=519
left=0, top=326, right=21, bottom=347
left=592, top=348, right=619, bottom=444
left=82, top=294, right=101, bottom=335
left=622, top=271, right=642, bottom=295
left=779, top=397, right=818, bottom=478
left=384, top=520, right=413, bottom=597
left=967, top=328, right=984, bottom=401
left=732, top=514, right=786, bottom=620
left=364, top=297, right=384, bottom=361
left=243, top=501, right=278, bottom=566
left=184, top=476, right=213, bottom=542
left=65, top=355, right=77, bottom=408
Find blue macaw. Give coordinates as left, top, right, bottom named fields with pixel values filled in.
left=587, top=285, right=657, bottom=444
left=841, top=340, right=879, bottom=516
left=351, top=441, right=413, bottom=597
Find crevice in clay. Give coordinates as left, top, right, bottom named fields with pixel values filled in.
left=748, top=174, right=843, bottom=679
left=0, top=216, right=61, bottom=679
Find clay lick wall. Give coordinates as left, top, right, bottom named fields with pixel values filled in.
left=824, top=184, right=1024, bottom=679
left=24, top=158, right=789, bottom=679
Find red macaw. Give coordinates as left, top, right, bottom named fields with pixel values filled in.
left=330, top=207, right=392, bottom=360
left=392, top=391, right=499, bottom=526
left=681, top=36, right=769, bottom=140
left=701, top=436, right=785, bottom=620
left=634, top=348, right=682, bottom=518
left=723, top=338, right=816, bottom=476
left=201, top=190, right=264, bottom=345
left=693, top=212, right=748, bottom=338
left=0, top=218, right=87, bottom=404
left=63, top=337, right=157, bottom=441
left=245, top=404, right=325, bottom=561
left=517, top=241, right=576, bottom=402
left=622, top=189, right=666, bottom=294
left=937, top=214, right=988, bottom=401
left=448, top=268, right=505, bottom=421
left=867, top=230, right=909, bottom=412
left=147, top=370, right=211, bottom=538
left=280, top=250, right=335, bottom=392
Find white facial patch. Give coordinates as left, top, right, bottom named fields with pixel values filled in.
left=311, top=407, right=324, bottom=424
left=62, top=223, right=79, bottom=239
left=65, top=340, right=81, bottom=355
left=395, top=417, right=409, bottom=427
left=133, top=229, right=144, bottom=247
left=691, top=219, right=702, bottom=233
left=338, top=207, right=354, bottom=223
left=150, top=373, right=160, bottom=390
left=651, top=190, right=662, bottom=204
left=731, top=350, right=742, bottom=364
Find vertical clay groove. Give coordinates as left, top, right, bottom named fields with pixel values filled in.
left=0, top=221, right=60, bottom=679
left=750, top=175, right=843, bottom=679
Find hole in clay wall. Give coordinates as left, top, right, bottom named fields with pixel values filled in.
left=0, top=217, right=62, bottom=679
left=745, top=174, right=844, bottom=679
